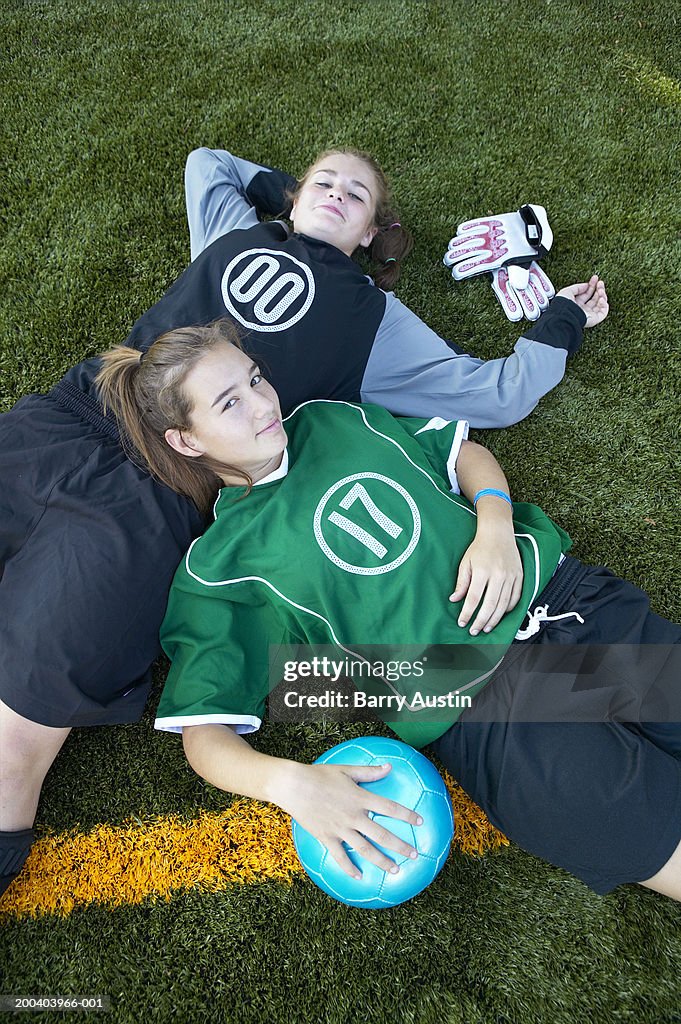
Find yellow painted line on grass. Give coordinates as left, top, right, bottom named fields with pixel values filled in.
left=612, top=53, right=681, bottom=106
left=0, top=774, right=506, bottom=919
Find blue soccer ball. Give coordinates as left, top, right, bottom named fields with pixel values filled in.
left=291, top=736, right=454, bottom=909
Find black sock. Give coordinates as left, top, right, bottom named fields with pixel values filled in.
left=0, top=828, right=35, bottom=896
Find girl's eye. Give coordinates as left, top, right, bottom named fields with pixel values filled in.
left=251, top=373, right=262, bottom=387
left=349, top=192, right=363, bottom=202
left=314, top=180, right=330, bottom=188
left=222, top=397, right=237, bottom=411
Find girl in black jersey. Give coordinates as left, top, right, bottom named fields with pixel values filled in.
left=0, top=146, right=608, bottom=898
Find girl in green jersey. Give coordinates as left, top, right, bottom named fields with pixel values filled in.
left=92, top=318, right=681, bottom=901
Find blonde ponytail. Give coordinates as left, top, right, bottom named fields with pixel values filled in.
left=96, top=320, right=250, bottom=518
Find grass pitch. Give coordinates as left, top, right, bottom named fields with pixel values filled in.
left=1, top=2, right=680, bottom=1022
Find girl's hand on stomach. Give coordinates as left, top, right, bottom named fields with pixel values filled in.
left=450, top=521, right=523, bottom=636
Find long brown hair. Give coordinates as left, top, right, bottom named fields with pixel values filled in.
left=289, top=147, right=413, bottom=290
left=96, top=320, right=252, bottom=517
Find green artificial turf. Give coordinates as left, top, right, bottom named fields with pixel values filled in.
left=1, top=1, right=680, bottom=1021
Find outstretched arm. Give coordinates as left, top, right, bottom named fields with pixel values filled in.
left=361, top=281, right=608, bottom=428
left=182, top=723, right=422, bottom=879
left=449, top=439, right=523, bottom=635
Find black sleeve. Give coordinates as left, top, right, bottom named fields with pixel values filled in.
left=521, top=295, right=587, bottom=355
left=245, top=166, right=298, bottom=219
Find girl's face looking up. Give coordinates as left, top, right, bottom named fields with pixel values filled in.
left=291, top=153, right=379, bottom=256
left=165, top=343, right=287, bottom=486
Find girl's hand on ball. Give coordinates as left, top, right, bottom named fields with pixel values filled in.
left=277, top=761, right=422, bottom=878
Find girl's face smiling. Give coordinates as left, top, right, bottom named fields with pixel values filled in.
left=290, top=153, right=379, bottom=256
left=165, top=343, right=287, bottom=485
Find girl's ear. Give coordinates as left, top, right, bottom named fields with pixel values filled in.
left=164, top=428, right=204, bottom=458
left=359, top=224, right=379, bottom=249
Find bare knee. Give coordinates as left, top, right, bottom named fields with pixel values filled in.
left=0, top=700, right=71, bottom=830
left=639, top=835, right=681, bottom=902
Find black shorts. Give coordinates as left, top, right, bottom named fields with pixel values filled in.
left=0, top=361, right=204, bottom=728
left=432, top=557, right=681, bottom=894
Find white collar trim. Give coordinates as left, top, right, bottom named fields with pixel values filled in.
left=253, top=448, right=289, bottom=485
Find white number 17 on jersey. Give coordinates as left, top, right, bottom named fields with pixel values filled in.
left=328, top=483, right=403, bottom=559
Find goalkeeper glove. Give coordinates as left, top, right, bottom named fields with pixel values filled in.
left=490, top=261, right=555, bottom=323
left=443, top=205, right=554, bottom=321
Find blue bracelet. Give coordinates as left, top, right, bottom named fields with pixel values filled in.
left=473, top=488, right=512, bottom=507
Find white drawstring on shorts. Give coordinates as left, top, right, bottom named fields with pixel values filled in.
left=514, top=604, right=585, bottom=641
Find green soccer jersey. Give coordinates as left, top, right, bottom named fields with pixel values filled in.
left=156, top=401, right=570, bottom=747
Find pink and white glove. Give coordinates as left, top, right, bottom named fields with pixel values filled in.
left=490, top=262, right=555, bottom=322
left=443, top=204, right=553, bottom=279
left=443, top=204, right=555, bottom=321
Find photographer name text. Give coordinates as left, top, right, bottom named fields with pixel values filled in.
left=283, top=690, right=472, bottom=711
